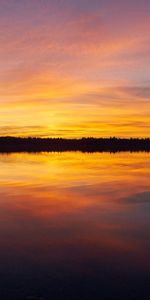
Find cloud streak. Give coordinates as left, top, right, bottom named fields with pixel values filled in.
left=0, top=0, right=150, bottom=137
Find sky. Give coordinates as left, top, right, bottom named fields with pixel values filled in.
left=0, top=0, right=150, bottom=138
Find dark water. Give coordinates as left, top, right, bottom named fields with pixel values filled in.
left=0, top=152, right=150, bottom=300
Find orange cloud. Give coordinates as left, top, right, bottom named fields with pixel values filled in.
left=0, top=1, right=150, bottom=137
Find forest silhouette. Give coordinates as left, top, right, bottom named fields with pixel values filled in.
left=0, top=137, right=149, bottom=153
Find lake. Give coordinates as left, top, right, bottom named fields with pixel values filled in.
left=0, top=152, right=150, bottom=300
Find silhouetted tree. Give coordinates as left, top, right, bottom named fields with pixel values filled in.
left=0, top=137, right=149, bottom=153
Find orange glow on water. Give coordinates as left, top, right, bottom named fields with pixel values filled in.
left=0, top=151, right=149, bottom=267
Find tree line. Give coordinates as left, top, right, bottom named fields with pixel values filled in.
left=0, top=137, right=149, bottom=152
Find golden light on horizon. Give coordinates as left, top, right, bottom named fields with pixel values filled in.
left=0, top=1, right=149, bottom=138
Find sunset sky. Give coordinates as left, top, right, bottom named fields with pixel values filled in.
left=0, top=0, right=150, bottom=138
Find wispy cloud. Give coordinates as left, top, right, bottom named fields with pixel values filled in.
left=0, top=0, right=150, bottom=137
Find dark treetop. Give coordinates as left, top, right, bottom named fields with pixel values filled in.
left=0, top=137, right=149, bottom=152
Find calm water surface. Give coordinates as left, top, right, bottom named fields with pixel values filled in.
left=0, top=152, right=150, bottom=300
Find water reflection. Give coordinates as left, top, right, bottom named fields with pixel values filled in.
left=0, top=152, right=149, bottom=300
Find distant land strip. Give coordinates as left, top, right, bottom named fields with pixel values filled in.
left=0, top=137, right=149, bottom=153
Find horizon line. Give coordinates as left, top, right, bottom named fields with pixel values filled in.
left=0, top=136, right=150, bottom=140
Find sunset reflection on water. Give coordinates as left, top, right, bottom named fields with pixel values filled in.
left=0, top=152, right=149, bottom=300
